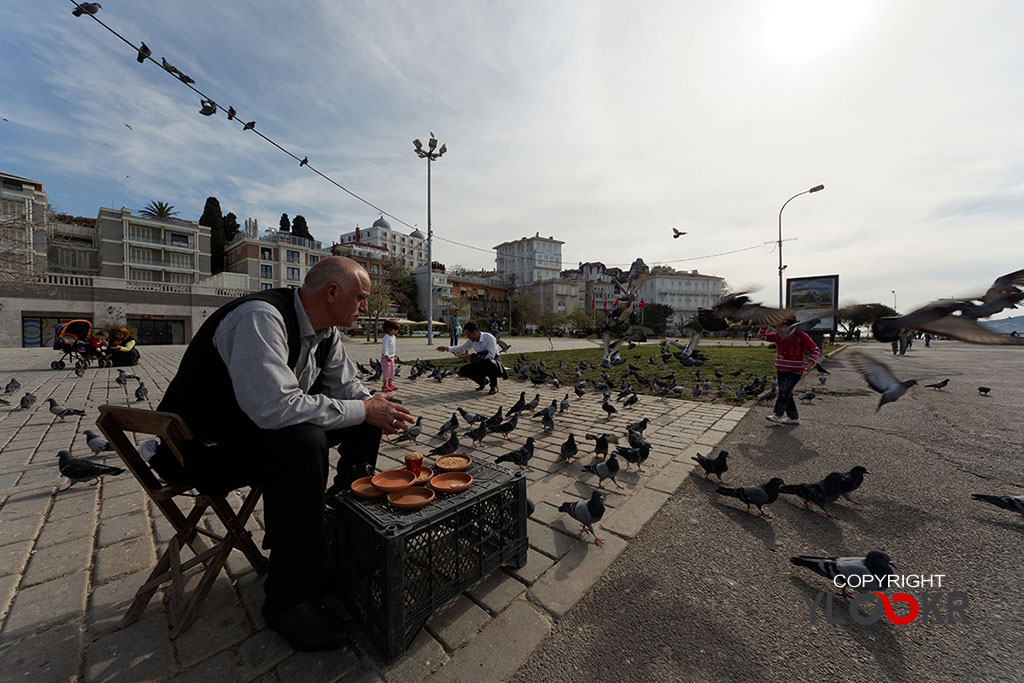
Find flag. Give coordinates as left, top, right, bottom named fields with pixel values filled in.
left=591, top=298, right=595, bottom=309
left=614, top=298, right=620, bottom=307
left=639, top=299, right=646, bottom=309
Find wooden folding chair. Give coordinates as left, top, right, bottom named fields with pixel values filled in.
left=96, top=405, right=269, bottom=638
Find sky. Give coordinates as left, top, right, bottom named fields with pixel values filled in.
left=3, top=0, right=1023, bottom=316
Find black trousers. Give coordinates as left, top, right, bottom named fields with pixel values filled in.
left=773, top=371, right=801, bottom=420
left=458, top=358, right=502, bottom=388
left=164, top=421, right=381, bottom=608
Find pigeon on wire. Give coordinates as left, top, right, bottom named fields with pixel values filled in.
left=971, top=493, right=1024, bottom=516
left=227, top=106, right=236, bottom=120
left=978, top=387, right=991, bottom=396
left=199, top=99, right=217, bottom=116
left=790, top=550, right=896, bottom=598
left=429, top=431, right=459, bottom=456
left=559, top=433, right=578, bottom=462
left=391, top=416, right=423, bottom=444
left=18, top=393, right=36, bottom=410
left=457, top=407, right=482, bottom=425
left=134, top=382, right=149, bottom=402
left=778, top=317, right=822, bottom=341
left=847, top=352, right=917, bottom=411
left=466, top=421, right=488, bottom=446
left=83, top=429, right=113, bottom=455
left=437, top=412, right=459, bottom=435
left=496, top=437, right=535, bottom=471
left=243, top=121, right=256, bottom=131
left=779, top=473, right=845, bottom=519
left=177, top=72, right=195, bottom=85
left=161, top=57, right=181, bottom=76
left=57, top=450, right=123, bottom=491
left=115, top=369, right=139, bottom=386
left=72, top=2, right=102, bottom=17
left=299, top=156, right=308, bottom=167
left=834, top=466, right=868, bottom=505
left=46, top=398, right=85, bottom=422
left=559, top=490, right=606, bottom=544
left=582, top=453, right=622, bottom=489
left=925, top=379, right=949, bottom=390
left=4, top=378, right=20, bottom=394
left=136, top=42, right=150, bottom=63
left=697, top=292, right=794, bottom=332
left=692, top=450, right=729, bottom=483
left=716, top=477, right=785, bottom=519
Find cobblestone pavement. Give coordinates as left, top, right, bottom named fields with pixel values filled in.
left=0, top=344, right=746, bottom=682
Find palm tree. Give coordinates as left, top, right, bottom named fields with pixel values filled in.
left=139, top=201, right=179, bottom=219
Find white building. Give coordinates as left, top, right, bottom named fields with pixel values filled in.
left=415, top=261, right=453, bottom=324
left=336, top=217, right=427, bottom=270
left=494, top=232, right=563, bottom=287
left=634, top=270, right=723, bottom=331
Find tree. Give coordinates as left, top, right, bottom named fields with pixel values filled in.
left=222, top=212, right=240, bottom=243
left=383, top=258, right=417, bottom=315
left=366, top=278, right=393, bottom=342
left=837, top=303, right=896, bottom=334
left=641, top=302, right=675, bottom=335
left=510, top=288, right=540, bottom=332
left=199, top=197, right=225, bottom=273
left=448, top=264, right=471, bottom=276
left=650, top=265, right=675, bottom=275
left=279, top=213, right=290, bottom=232
left=139, top=201, right=179, bottom=219
left=291, top=215, right=312, bottom=240
left=566, top=309, right=594, bottom=336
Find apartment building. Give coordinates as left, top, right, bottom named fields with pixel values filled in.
left=494, top=232, right=564, bottom=286
left=226, top=218, right=331, bottom=291
left=634, top=270, right=723, bottom=330
left=0, top=171, right=49, bottom=281
left=97, top=206, right=211, bottom=284
left=336, top=217, right=427, bottom=270
left=529, top=277, right=584, bottom=315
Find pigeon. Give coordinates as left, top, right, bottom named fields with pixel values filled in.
left=488, top=413, right=519, bottom=440
left=507, top=392, right=526, bottom=415
left=74, top=365, right=85, bottom=378
left=758, top=388, right=777, bottom=403
left=834, top=466, right=868, bottom=505
left=243, top=121, right=256, bottom=131
left=978, top=386, right=991, bottom=396
left=799, top=389, right=816, bottom=403
left=847, top=352, right=917, bottom=411
left=533, top=400, right=558, bottom=419
left=177, top=72, right=195, bottom=85
left=72, top=2, right=102, bottom=17
left=134, top=382, right=148, bottom=402
left=466, top=422, right=488, bottom=446
left=4, top=378, right=20, bottom=394
left=626, top=428, right=646, bottom=449
left=19, top=393, right=36, bottom=410
left=692, top=450, right=729, bottom=483
left=391, top=416, right=423, bottom=443
left=587, top=433, right=610, bottom=456
left=559, top=490, right=606, bottom=544
left=83, top=429, right=113, bottom=455
left=779, top=317, right=822, bottom=341
left=428, top=431, right=459, bottom=456
left=971, top=493, right=1024, bottom=516
left=496, top=437, right=535, bottom=471
left=925, top=379, right=950, bottom=390
left=299, top=156, right=308, bottom=167
left=559, top=433, right=578, bottom=462
left=601, top=400, right=617, bottom=419
left=697, top=292, right=793, bottom=332
left=818, top=373, right=827, bottom=385
left=438, top=412, right=459, bottom=435
left=199, top=99, right=217, bottom=116
left=872, top=291, right=1020, bottom=345
left=522, top=393, right=541, bottom=414
left=559, top=394, right=570, bottom=413
left=540, top=412, right=555, bottom=432
left=526, top=498, right=535, bottom=517
left=136, top=42, right=151, bottom=63
left=622, top=393, right=639, bottom=409
left=57, top=450, right=123, bottom=491
left=815, top=363, right=830, bottom=375
left=116, top=369, right=139, bottom=386
left=46, top=398, right=85, bottom=422
left=227, top=106, right=236, bottom=120
left=457, top=407, right=482, bottom=424
left=716, top=477, right=785, bottom=519
left=160, top=57, right=180, bottom=75
left=574, top=384, right=586, bottom=399
left=582, top=453, right=622, bottom=489
left=790, top=550, right=896, bottom=597
left=615, top=443, right=651, bottom=472
left=484, top=406, right=504, bottom=429
left=672, top=228, right=686, bottom=239
left=779, top=473, right=845, bottom=519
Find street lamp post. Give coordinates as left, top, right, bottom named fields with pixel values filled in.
left=891, top=290, right=896, bottom=314
left=778, top=184, right=825, bottom=308
left=413, top=133, right=446, bottom=344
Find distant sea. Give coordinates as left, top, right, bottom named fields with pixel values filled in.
left=981, top=315, right=1024, bottom=334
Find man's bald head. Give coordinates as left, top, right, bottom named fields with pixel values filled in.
left=302, top=256, right=368, bottom=293
left=299, top=256, right=371, bottom=330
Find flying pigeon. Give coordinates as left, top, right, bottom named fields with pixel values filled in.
left=834, top=466, right=868, bottom=505
left=779, top=317, right=822, bottom=341
left=925, top=379, right=949, bottom=390
left=83, top=429, right=113, bottom=455
left=716, top=477, right=785, bottom=519
left=428, top=431, right=459, bottom=456
left=57, top=450, right=123, bottom=491
left=391, top=416, right=422, bottom=443
left=559, top=433, right=578, bottom=462
left=971, top=493, right=1024, bottom=516
left=437, top=412, right=459, bottom=435
left=496, top=437, right=535, bottom=471
left=199, top=99, right=217, bottom=116
left=46, top=398, right=85, bottom=422
left=790, top=550, right=896, bottom=597
left=847, top=352, right=917, bottom=411
left=72, top=2, right=102, bottom=17
left=4, top=378, right=20, bottom=394
left=697, top=292, right=793, bottom=332
left=136, top=42, right=151, bottom=63
left=559, top=490, right=606, bottom=544
left=672, top=228, right=687, bottom=239
left=582, top=453, right=622, bottom=489
left=692, top=450, right=729, bottom=483
left=134, top=382, right=148, bottom=402
left=779, top=473, right=845, bottom=519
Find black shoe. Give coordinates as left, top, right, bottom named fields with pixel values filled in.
left=488, top=386, right=498, bottom=395
left=475, top=383, right=487, bottom=391
left=262, top=600, right=352, bottom=651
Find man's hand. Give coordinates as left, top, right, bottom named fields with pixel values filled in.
left=435, top=346, right=449, bottom=352
left=803, top=360, right=815, bottom=373
left=364, top=393, right=415, bottom=436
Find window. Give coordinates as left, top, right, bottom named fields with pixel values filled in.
left=260, top=264, right=273, bottom=279
left=308, top=254, right=319, bottom=266
left=287, top=267, right=300, bottom=281
left=169, top=233, right=189, bottom=248
left=287, top=250, right=299, bottom=263
left=261, top=248, right=272, bottom=261
left=261, top=282, right=273, bottom=290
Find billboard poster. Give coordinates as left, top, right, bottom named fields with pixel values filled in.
left=786, top=274, right=839, bottom=332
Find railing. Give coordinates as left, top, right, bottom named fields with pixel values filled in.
left=126, top=256, right=195, bottom=269
left=124, top=281, right=192, bottom=294
left=126, top=233, right=194, bottom=248
left=39, top=273, right=94, bottom=287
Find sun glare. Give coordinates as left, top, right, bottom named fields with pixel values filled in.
left=761, top=0, right=874, bottom=64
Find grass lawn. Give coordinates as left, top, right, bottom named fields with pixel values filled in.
left=430, top=342, right=840, bottom=404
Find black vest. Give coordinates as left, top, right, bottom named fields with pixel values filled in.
left=153, top=288, right=333, bottom=483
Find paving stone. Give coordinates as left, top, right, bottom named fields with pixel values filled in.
left=98, top=491, right=147, bottom=520
left=526, top=519, right=576, bottom=560
left=172, top=575, right=251, bottom=669
left=85, top=568, right=159, bottom=635
left=0, top=572, right=19, bottom=620
left=0, top=539, right=34, bottom=579
left=174, top=650, right=241, bottom=683
left=466, top=569, right=526, bottom=615
left=3, top=570, right=87, bottom=635
left=235, top=571, right=268, bottom=630
left=644, top=459, right=692, bottom=494
left=22, top=533, right=92, bottom=587
left=0, top=490, right=52, bottom=522
left=34, top=513, right=94, bottom=548
left=0, top=618, right=81, bottom=683
left=93, top=535, right=155, bottom=586
left=425, top=594, right=491, bottom=652
left=694, top=429, right=728, bottom=447
left=507, top=548, right=554, bottom=585
left=97, top=511, right=149, bottom=548
left=376, top=626, right=447, bottom=682
left=235, top=630, right=294, bottom=680
left=84, top=613, right=175, bottom=683
left=526, top=501, right=562, bottom=526
left=599, top=487, right=671, bottom=538
left=428, top=601, right=550, bottom=683
left=527, top=531, right=628, bottom=620
left=276, top=643, right=363, bottom=683
left=47, top=487, right=98, bottom=522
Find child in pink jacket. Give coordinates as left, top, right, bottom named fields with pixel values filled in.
left=758, top=318, right=820, bottom=425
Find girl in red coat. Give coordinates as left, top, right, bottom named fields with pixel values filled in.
left=758, top=318, right=820, bottom=425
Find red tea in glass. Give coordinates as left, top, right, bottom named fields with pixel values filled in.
left=404, top=451, right=423, bottom=477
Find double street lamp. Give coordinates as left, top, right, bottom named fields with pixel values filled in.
left=778, top=184, right=825, bottom=308
left=412, top=133, right=446, bottom=344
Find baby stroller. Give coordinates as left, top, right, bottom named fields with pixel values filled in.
left=51, top=320, right=109, bottom=369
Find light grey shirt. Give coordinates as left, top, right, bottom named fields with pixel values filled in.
left=449, top=331, right=500, bottom=360
left=212, top=289, right=371, bottom=431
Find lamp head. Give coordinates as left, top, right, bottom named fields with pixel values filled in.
left=809, top=184, right=825, bottom=193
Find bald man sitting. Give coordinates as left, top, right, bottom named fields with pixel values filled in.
left=155, top=256, right=415, bottom=651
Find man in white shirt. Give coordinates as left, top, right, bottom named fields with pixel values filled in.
left=435, top=321, right=507, bottom=394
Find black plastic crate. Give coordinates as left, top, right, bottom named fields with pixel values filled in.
left=332, top=459, right=528, bottom=662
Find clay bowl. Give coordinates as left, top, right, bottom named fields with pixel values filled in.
left=387, top=486, right=435, bottom=510
left=350, top=475, right=384, bottom=499
left=434, top=453, right=472, bottom=472
left=371, top=469, right=416, bottom=493
left=413, top=466, right=434, bottom=485
left=430, top=472, right=473, bottom=494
